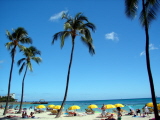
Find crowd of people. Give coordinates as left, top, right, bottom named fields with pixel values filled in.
left=100, top=104, right=156, bottom=120
left=100, top=104, right=122, bottom=120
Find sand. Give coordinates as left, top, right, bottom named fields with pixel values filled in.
left=0, top=109, right=156, bottom=120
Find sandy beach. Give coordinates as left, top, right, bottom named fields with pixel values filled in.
left=0, top=109, right=156, bottom=120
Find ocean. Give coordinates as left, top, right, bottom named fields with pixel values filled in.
left=4, top=98, right=160, bottom=113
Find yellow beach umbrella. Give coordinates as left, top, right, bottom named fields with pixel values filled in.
left=68, top=105, right=80, bottom=110
left=114, top=104, right=124, bottom=107
left=146, top=102, right=154, bottom=107
left=157, top=104, right=160, bottom=107
left=36, top=105, right=46, bottom=109
left=88, top=104, right=98, bottom=109
left=47, top=105, right=55, bottom=108
left=53, top=105, right=63, bottom=109
left=105, top=104, right=116, bottom=109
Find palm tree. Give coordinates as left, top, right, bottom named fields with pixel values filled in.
left=4, top=27, right=32, bottom=115
left=52, top=12, right=96, bottom=118
left=17, top=46, right=42, bottom=113
left=125, top=0, right=159, bottom=119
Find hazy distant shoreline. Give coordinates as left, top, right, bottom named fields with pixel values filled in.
left=0, top=102, right=31, bottom=105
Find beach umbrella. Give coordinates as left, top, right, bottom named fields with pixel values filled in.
left=47, top=105, right=55, bottom=108
left=157, top=104, right=160, bottom=107
left=105, top=104, right=116, bottom=109
left=114, top=104, right=124, bottom=107
left=88, top=104, right=98, bottom=109
left=146, top=102, right=154, bottom=107
left=36, top=105, right=46, bottom=109
left=68, top=105, right=80, bottom=110
left=53, top=105, right=63, bottom=109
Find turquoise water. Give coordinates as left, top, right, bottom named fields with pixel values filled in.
left=4, top=98, right=160, bottom=113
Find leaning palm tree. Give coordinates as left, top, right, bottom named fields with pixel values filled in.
left=4, top=27, right=32, bottom=115
left=125, top=0, right=159, bottom=119
left=52, top=12, right=96, bottom=118
left=17, top=46, right=42, bottom=113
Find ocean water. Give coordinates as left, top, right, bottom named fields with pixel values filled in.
left=4, top=98, right=160, bottom=113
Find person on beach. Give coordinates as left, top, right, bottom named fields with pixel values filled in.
left=107, top=114, right=116, bottom=120
left=136, top=109, right=141, bottom=116
left=30, top=112, right=35, bottom=118
left=144, top=105, right=149, bottom=116
left=117, top=107, right=122, bottom=120
left=101, top=104, right=106, bottom=117
left=127, top=109, right=135, bottom=115
left=22, top=111, right=28, bottom=118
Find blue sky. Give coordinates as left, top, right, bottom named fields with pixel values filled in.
left=0, top=0, right=160, bottom=101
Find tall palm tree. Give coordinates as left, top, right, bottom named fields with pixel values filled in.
left=4, top=27, right=32, bottom=115
left=17, top=46, right=42, bottom=113
left=125, top=0, right=159, bottom=119
left=52, top=12, right=96, bottom=118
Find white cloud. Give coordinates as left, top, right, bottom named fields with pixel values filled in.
left=49, top=10, right=68, bottom=21
left=149, top=44, right=158, bottom=50
left=105, top=32, right=119, bottom=41
left=140, top=51, right=145, bottom=56
left=140, top=44, right=158, bottom=56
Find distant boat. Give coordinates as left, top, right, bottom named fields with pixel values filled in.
left=31, top=99, right=48, bottom=104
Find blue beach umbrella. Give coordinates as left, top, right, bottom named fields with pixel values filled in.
left=128, top=106, right=134, bottom=110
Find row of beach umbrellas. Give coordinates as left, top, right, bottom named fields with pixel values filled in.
left=146, top=102, right=160, bottom=108
left=36, top=103, right=125, bottom=110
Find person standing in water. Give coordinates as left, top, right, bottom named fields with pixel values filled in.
left=117, top=107, right=122, bottom=120
left=101, top=104, right=106, bottom=117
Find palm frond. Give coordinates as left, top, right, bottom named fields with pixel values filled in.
left=62, top=12, right=69, bottom=19
left=52, top=31, right=64, bottom=44
left=27, top=62, right=33, bottom=72
left=5, top=42, right=14, bottom=50
left=64, top=22, right=73, bottom=30
left=14, top=27, right=28, bottom=39
left=80, top=36, right=95, bottom=55
left=19, top=62, right=26, bottom=74
left=20, top=37, right=32, bottom=44
left=18, top=45, right=26, bottom=52
left=139, top=0, right=159, bottom=27
left=52, top=31, right=71, bottom=47
left=6, top=30, right=13, bottom=41
left=75, top=12, right=89, bottom=22
left=31, top=57, right=42, bottom=64
left=28, top=46, right=41, bottom=56
left=53, top=12, right=95, bottom=55
left=60, top=31, right=71, bottom=48
left=17, top=58, right=26, bottom=66
left=83, top=22, right=96, bottom=32
left=125, top=0, right=139, bottom=19
left=88, top=42, right=95, bottom=55
left=80, top=28, right=92, bottom=42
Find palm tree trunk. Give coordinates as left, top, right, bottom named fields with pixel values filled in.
left=55, top=37, right=75, bottom=118
left=3, top=46, right=16, bottom=115
left=18, top=66, right=28, bottom=113
left=142, top=0, right=159, bottom=119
